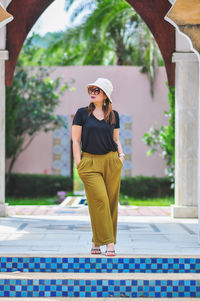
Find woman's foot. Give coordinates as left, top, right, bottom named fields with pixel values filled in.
left=105, top=242, right=115, bottom=256
left=105, top=250, right=115, bottom=256
left=91, top=243, right=101, bottom=254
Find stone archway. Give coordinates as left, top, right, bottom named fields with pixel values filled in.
left=0, top=0, right=176, bottom=217
left=2, top=0, right=199, bottom=227
left=1, top=0, right=199, bottom=234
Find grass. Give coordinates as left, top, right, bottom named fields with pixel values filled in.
left=119, top=195, right=174, bottom=206
left=6, top=194, right=174, bottom=206
left=6, top=198, right=57, bottom=206
left=6, top=191, right=74, bottom=206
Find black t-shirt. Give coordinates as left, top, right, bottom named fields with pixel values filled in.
left=72, top=106, right=120, bottom=154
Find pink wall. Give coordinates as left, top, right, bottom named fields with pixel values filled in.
left=6, top=66, right=170, bottom=177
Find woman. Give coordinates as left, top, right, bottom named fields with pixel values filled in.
left=72, top=77, right=125, bottom=256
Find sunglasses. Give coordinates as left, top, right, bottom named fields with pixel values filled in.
left=88, top=87, right=102, bottom=95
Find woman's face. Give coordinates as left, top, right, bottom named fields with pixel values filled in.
left=88, top=86, right=107, bottom=105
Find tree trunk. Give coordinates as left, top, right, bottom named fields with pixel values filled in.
left=6, top=154, right=18, bottom=187
left=6, top=135, right=36, bottom=187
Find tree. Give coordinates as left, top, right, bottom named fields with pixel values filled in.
left=6, top=60, right=74, bottom=184
left=137, top=21, right=162, bottom=96
left=66, top=0, right=163, bottom=90
left=22, top=0, right=163, bottom=94
left=142, top=84, right=175, bottom=187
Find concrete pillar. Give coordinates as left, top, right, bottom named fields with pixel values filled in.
left=165, top=0, right=200, bottom=238
left=0, top=51, right=8, bottom=216
left=171, top=52, right=199, bottom=218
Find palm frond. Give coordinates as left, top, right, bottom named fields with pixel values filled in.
left=65, top=0, right=97, bottom=23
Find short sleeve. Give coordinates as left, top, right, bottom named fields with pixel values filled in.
left=72, top=108, right=83, bottom=126
left=114, top=110, right=120, bottom=129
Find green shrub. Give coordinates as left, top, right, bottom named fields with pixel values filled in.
left=142, top=84, right=175, bottom=187
left=6, top=173, right=173, bottom=199
left=6, top=173, right=73, bottom=198
left=120, top=176, right=173, bottom=198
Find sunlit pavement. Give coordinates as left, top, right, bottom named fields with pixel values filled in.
left=7, top=204, right=170, bottom=216
left=0, top=208, right=199, bottom=255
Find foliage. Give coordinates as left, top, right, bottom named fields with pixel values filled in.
left=119, top=195, right=174, bottom=206
left=139, top=22, right=161, bottom=96
left=120, top=176, right=173, bottom=198
left=6, top=174, right=73, bottom=198
left=6, top=173, right=173, bottom=198
left=19, top=0, right=163, bottom=93
left=19, top=32, right=66, bottom=66
left=6, top=58, right=72, bottom=183
left=6, top=195, right=174, bottom=206
left=142, top=84, right=175, bottom=187
left=6, top=197, right=57, bottom=206
left=53, top=0, right=162, bottom=66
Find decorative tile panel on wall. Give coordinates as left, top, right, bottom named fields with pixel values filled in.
left=119, top=115, right=132, bottom=178
left=52, top=114, right=132, bottom=177
left=52, top=115, right=70, bottom=176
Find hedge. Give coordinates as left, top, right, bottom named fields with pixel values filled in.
left=6, top=173, right=173, bottom=198
left=120, top=176, right=173, bottom=198
left=6, top=173, right=73, bottom=198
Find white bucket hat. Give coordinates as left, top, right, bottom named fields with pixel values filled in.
left=86, top=77, right=113, bottom=103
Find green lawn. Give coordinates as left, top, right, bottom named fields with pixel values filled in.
left=119, top=195, right=174, bottom=206
left=6, top=198, right=57, bottom=206
left=6, top=194, right=174, bottom=206
left=6, top=191, right=74, bottom=206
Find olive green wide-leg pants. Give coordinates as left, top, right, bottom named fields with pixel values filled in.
left=77, top=151, right=123, bottom=247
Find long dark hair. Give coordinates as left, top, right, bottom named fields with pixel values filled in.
left=87, top=94, right=115, bottom=125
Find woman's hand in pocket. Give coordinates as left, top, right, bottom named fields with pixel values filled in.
left=76, top=160, right=81, bottom=168
left=119, top=156, right=125, bottom=165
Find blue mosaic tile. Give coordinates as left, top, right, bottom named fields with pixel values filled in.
left=0, top=257, right=200, bottom=274
left=1, top=279, right=192, bottom=298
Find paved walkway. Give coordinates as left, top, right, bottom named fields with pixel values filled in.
left=7, top=205, right=170, bottom=216
left=0, top=204, right=199, bottom=255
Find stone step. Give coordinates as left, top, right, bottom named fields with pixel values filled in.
left=0, top=272, right=199, bottom=298
left=0, top=255, right=199, bottom=273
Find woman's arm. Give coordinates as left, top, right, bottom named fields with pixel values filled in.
left=72, top=125, right=82, bottom=167
left=113, top=128, right=125, bottom=163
